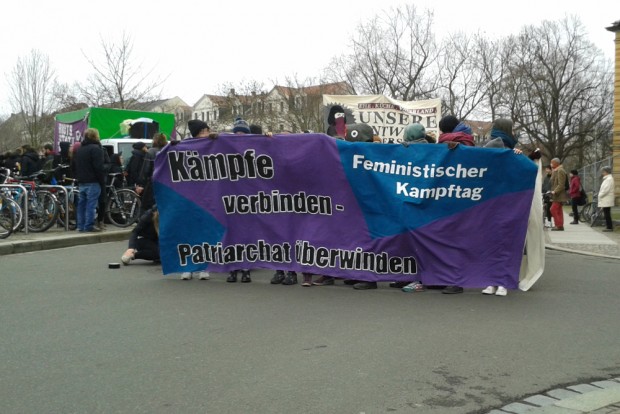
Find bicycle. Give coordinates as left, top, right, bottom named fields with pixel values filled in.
left=3, top=169, right=59, bottom=232
left=105, top=173, right=141, bottom=227
left=579, top=193, right=604, bottom=227
left=0, top=193, right=16, bottom=239
left=55, top=177, right=79, bottom=230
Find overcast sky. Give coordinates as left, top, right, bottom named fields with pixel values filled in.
left=1, top=0, right=618, bottom=115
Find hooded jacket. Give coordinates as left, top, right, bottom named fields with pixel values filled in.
left=74, top=138, right=105, bottom=185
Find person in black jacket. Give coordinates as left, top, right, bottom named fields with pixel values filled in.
left=74, top=128, right=105, bottom=232
left=126, top=142, right=147, bottom=188
left=121, top=206, right=160, bottom=264
left=18, top=145, right=41, bottom=177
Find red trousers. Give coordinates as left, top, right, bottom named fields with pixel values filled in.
left=550, top=201, right=564, bottom=228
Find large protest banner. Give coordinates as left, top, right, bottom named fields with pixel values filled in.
left=323, top=95, right=442, bottom=143
left=153, top=133, right=540, bottom=290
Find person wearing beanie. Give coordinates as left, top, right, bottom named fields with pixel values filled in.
left=232, top=117, right=251, bottom=134
left=437, top=116, right=475, bottom=147
left=488, top=118, right=518, bottom=149
left=403, top=123, right=435, bottom=144
left=187, top=119, right=210, bottom=138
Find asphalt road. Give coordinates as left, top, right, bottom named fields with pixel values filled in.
left=1, top=241, right=619, bottom=414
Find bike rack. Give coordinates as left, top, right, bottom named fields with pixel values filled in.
left=39, top=185, right=70, bottom=231
left=0, top=183, right=30, bottom=234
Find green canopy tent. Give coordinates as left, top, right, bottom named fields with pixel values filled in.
left=54, top=107, right=176, bottom=149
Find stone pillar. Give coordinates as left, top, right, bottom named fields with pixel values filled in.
left=606, top=20, right=620, bottom=204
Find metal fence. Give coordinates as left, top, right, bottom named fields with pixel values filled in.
left=577, top=155, right=617, bottom=198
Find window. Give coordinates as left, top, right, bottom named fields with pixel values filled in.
left=280, top=102, right=284, bottom=112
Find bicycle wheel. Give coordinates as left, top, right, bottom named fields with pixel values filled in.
left=1, top=194, right=23, bottom=231
left=580, top=203, right=592, bottom=223
left=28, top=190, right=59, bottom=232
left=0, top=195, right=15, bottom=239
left=106, top=189, right=141, bottom=227
left=56, top=189, right=77, bottom=230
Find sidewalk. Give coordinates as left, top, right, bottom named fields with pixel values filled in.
left=0, top=224, right=131, bottom=256
left=544, top=211, right=620, bottom=258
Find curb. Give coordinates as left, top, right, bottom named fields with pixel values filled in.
left=544, top=244, right=620, bottom=260
left=0, top=230, right=131, bottom=256
left=488, top=378, right=620, bottom=413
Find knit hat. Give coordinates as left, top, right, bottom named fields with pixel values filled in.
left=439, top=115, right=459, bottom=133
left=492, top=118, right=514, bottom=137
left=188, top=120, right=210, bottom=137
left=132, top=142, right=146, bottom=150
left=232, top=117, right=251, bottom=134
left=403, top=123, right=426, bottom=142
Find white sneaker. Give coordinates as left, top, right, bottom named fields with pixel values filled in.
left=181, top=272, right=193, bottom=280
left=495, top=286, right=508, bottom=296
left=121, top=254, right=133, bottom=265
left=481, top=286, right=497, bottom=295
left=198, top=271, right=210, bottom=280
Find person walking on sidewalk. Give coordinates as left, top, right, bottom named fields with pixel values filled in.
left=549, top=158, right=568, bottom=231
left=569, top=169, right=582, bottom=224
left=598, top=166, right=616, bottom=232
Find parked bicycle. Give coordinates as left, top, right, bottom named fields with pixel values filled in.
left=0, top=192, right=16, bottom=239
left=105, top=172, right=142, bottom=227
left=578, top=192, right=604, bottom=227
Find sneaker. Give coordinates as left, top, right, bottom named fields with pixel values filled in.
left=570, top=221, right=579, bottom=225
left=282, top=271, right=297, bottom=285
left=181, top=272, right=193, bottom=280
left=313, top=276, right=335, bottom=286
left=495, top=286, right=508, bottom=296
left=240, top=270, right=251, bottom=283
left=481, top=286, right=497, bottom=295
left=401, top=281, right=425, bottom=292
left=227, top=271, right=238, bottom=283
left=302, top=273, right=313, bottom=287
left=270, top=270, right=286, bottom=284
left=121, top=254, right=134, bottom=265
left=390, top=281, right=409, bottom=288
left=198, top=271, right=210, bottom=280
left=442, top=286, right=464, bottom=294
left=353, top=281, right=378, bottom=290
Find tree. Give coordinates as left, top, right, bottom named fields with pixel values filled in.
left=499, top=17, right=613, bottom=162
left=6, top=49, right=58, bottom=148
left=79, top=32, right=164, bottom=109
left=325, top=5, right=439, bottom=101
left=437, top=32, right=488, bottom=120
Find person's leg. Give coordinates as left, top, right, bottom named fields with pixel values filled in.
left=134, top=238, right=160, bottom=261
left=83, top=184, right=101, bottom=231
left=603, top=207, right=613, bottom=230
left=570, top=199, right=579, bottom=223
left=550, top=201, right=564, bottom=229
left=76, top=190, right=86, bottom=231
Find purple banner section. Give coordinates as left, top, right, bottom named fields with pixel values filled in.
left=153, top=133, right=537, bottom=288
left=54, top=118, right=88, bottom=151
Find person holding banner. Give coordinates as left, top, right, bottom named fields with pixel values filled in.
left=436, top=115, right=476, bottom=294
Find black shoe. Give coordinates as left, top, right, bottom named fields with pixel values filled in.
left=282, top=271, right=297, bottom=285
left=312, top=276, right=335, bottom=286
left=227, top=271, right=238, bottom=283
left=389, top=281, right=409, bottom=288
left=353, top=282, right=377, bottom=290
left=442, top=286, right=464, bottom=294
left=570, top=221, right=579, bottom=224
left=343, top=279, right=359, bottom=285
left=270, top=270, right=286, bottom=284
left=241, top=270, right=252, bottom=283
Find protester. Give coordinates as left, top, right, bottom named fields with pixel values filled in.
left=18, top=145, right=41, bottom=177
left=180, top=119, right=213, bottom=280
left=479, top=118, right=524, bottom=297
left=569, top=169, right=582, bottom=224
left=549, top=158, right=568, bottom=231
left=434, top=115, right=476, bottom=294
left=121, top=206, right=160, bottom=265
left=140, top=132, right=167, bottom=211
left=403, top=122, right=436, bottom=144
left=598, top=166, right=615, bottom=232
left=74, top=128, right=105, bottom=232
left=97, top=145, right=112, bottom=230
left=126, top=141, right=148, bottom=189
left=232, top=117, right=251, bottom=134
